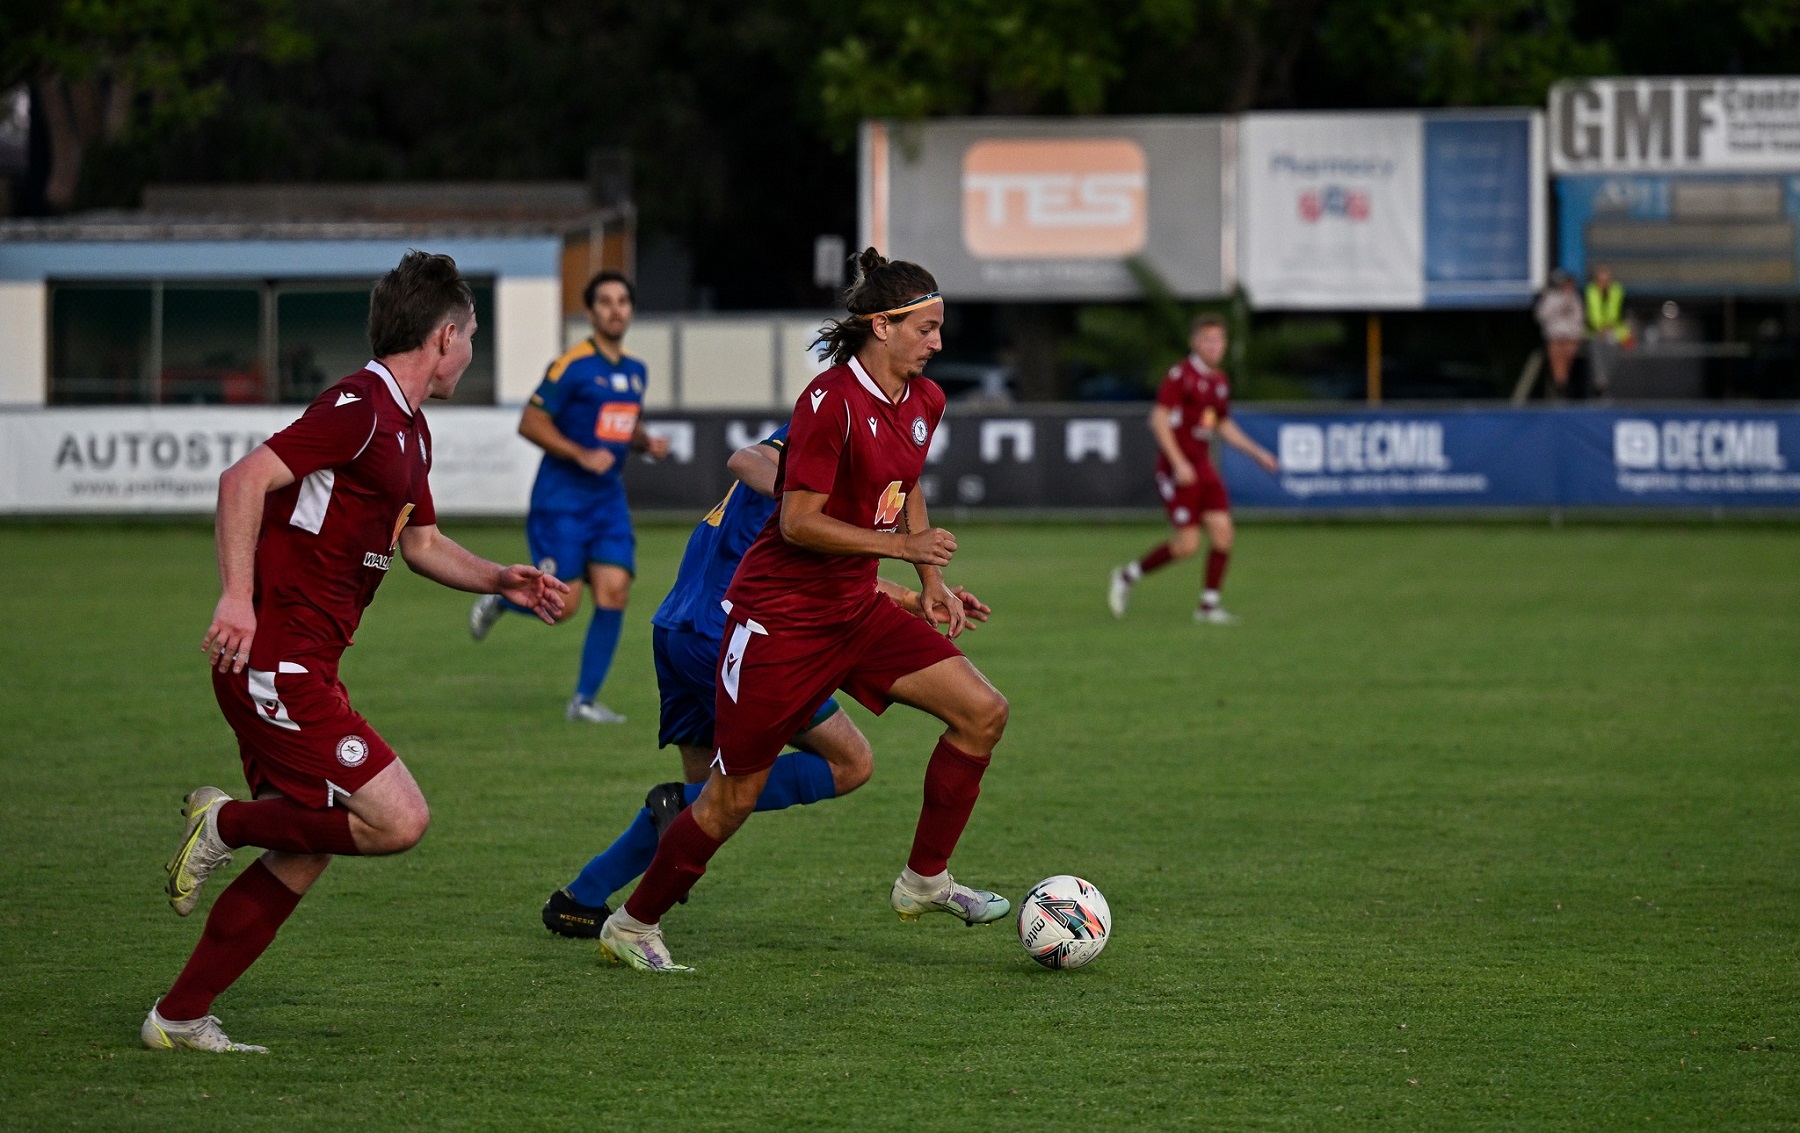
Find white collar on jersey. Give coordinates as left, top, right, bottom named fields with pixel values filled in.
left=849, top=355, right=909, bottom=406
left=1187, top=353, right=1216, bottom=377
left=365, top=360, right=413, bottom=416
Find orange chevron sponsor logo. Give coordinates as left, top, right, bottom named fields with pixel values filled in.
left=388, top=502, right=415, bottom=551
left=874, top=480, right=906, bottom=528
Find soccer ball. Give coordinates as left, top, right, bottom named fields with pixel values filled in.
left=1017, top=875, right=1111, bottom=970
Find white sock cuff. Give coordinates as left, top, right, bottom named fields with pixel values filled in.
left=902, top=866, right=949, bottom=893
left=613, top=909, right=656, bottom=934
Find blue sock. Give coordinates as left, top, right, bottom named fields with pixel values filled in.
left=566, top=807, right=658, bottom=907
left=755, top=751, right=837, bottom=811
left=575, top=607, right=623, bottom=701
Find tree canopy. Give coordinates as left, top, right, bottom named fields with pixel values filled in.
left=8, top=0, right=1799, bottom=306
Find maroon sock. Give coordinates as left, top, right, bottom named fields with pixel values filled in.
left=624, top=808, right=724, bottom=924
left=216, top=798, right=358, bottom=856
left=906, top=737, right=992, bottom=877
left=1204, top=549, right=1230, bottom=594
left=158, top=860, right=303, bottom=1021
left=1135, top=543, right=1175, bottom=576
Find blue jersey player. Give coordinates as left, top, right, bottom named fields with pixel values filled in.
left=541, top=425, right=991, bottom=936
left=469, top=272, right=670, bottom=722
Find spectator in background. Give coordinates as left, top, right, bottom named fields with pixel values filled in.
left=1584, top=264, right=1629, bottom=396
left=1534, top=270, right=1584, bottom=398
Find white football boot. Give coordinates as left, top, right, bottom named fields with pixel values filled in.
left=1194, top=606, right=1238, bottom=625
left=566, top=697, right=627, bottom=724
left=164, top=787, right=234, bottom=916
left=468, top=594, right=503, bottom=641
left=1107, top=567, right=1133, bottom=618
left=890, top=871, right=1011, bottom=926
left=598, top=911, right=694, bottom=972
left=141, top=1002, right=267, bottom=1054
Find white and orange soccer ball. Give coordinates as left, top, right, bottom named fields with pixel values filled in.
left=1017, top=875, right=1111, bottom=970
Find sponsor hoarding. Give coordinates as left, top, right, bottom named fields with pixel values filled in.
left=861, top=117, right=1232, bottom=301
left=1549, top=77, right=1800, bottom=175
left=5, top=406, right=1796, bottom=517
left=1239, top=111, right=1544, bottom=309
left=1225, top=408, right=1800, bottom=509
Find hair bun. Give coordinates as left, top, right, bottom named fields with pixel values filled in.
left=856, top=246, right=888, bottom=279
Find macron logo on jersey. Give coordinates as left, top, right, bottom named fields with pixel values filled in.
left=810, top=389, right=827, bottom=413
left=336, top=392, right=362, bottom=407
left=868, top=416, right=878, bottom=436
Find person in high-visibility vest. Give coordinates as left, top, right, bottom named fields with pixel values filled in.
left=1584, top=264, right=1629, bottom=395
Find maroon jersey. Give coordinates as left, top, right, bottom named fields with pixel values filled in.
left=252, top=361, right=436, bottom=671
left=725, top=357, right=945, bottom=630
left=1154, top=354, right=1231, bottom=470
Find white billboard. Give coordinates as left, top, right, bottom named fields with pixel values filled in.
left=0, top=407, right=541, bottom=515
left=1239, top=110, right=1544, bottom=310
left=1549, top=77, right=1800, bottom=174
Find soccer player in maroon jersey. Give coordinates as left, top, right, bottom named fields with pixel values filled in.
left=596, top=249, right=1011, bottom=972
left=1109, top=314, right=1279, bottom=624
left=144, top=252, right=569, bottom=1052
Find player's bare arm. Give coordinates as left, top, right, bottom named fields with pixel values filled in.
left=519, top=404, right=616, bottom=475
left=1218, top=418, right=1279, bottom=474
left=630, top=421, right=672, bottom=459
left=398, top=525, right=568, bottom=623
left=876, top=577, right=990, bottom=630
left=1149, top=406, right=1197, bottom=485
left=203, top=443, right=297, bottom=674
left=777, top=488, right=956, bottom=566
left=900, top=487, right=967, bottom=638
left=726, top=442, right=782, bottom=498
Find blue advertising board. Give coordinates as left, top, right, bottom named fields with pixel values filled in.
left=1225, top=408, right=1800, bottom=510
left=1424, top=117, right=1537, bottom=307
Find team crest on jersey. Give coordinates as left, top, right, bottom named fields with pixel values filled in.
left=610, top=373, right=629, bottom=391
left=911, top=416, right=928, bottom=446
left=336, top=735, right=369, bottom=767
left=874, top=480, right=906, bottom=528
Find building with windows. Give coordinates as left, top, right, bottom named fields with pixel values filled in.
left=0, top=182, right=631, bottom=407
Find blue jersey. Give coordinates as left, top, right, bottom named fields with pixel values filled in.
left=652, top=424, right=788, bottom=638
left=526, top=339, right=649, bottom=515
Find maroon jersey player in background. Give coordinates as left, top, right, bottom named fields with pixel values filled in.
left=144, top=252, right=568, bottom=1053
left=1109, top=314, right=1279, bottom=624
left=597, top=249, right=1012, bottom=973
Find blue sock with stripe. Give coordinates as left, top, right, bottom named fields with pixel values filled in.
left=575, top=607, right=623, bottom=701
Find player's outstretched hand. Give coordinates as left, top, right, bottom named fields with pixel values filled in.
left=499, top=564, right=571, bottom=625
left=900, top=527, right=957, bottom=567
left=950, top=586, right=990, bottom=628
left=202, top=595, right=257, bottom=673
left=576, top=447, right=617, bottom=476
left=919, top=579, right=967, bottom=638
left=1255, top=450, right=1280, bottom=474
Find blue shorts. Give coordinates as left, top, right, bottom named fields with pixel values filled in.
left=653, top=622, right=838, bottom=750
left=527, top=497, right=635, bottom=580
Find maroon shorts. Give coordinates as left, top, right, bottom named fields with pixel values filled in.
left=212, top=661, right=396, bottom=809
left=712, top=595, right=963, bottom=776
left=1155, top=466, right=1229, bottom=527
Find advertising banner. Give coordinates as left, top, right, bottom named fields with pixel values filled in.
left=1549, top=77, right=1800, bottom=175
left=861, top=117, right=1232, bottom=301
left=0, top=407, right=541, bottom=516
left=1224, top=408, right=1800, bottom=509
left=1554, top=173, right=1800, bottom=294
left=6, top=406, right=1795, bottom=517
left=1239, top=111, right=1543, bottom=310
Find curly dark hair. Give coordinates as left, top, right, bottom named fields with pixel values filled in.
left=812, top=247, right=939, bottom=365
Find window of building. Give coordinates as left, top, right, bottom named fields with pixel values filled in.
left=49, top=279, right=495, bottom=405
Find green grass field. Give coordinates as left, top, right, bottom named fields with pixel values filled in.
left=2, top=520, right=1798, bottom=1129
